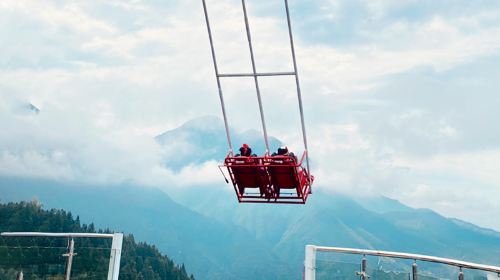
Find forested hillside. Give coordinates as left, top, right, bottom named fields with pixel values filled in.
left=0, top=201, right=195, bottom=280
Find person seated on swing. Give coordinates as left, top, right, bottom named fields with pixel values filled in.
left=236, top=143, right=255, bottom=157
left=272, top=146, right=297, bottom=163
left=234, top=143, right=268, bottom=196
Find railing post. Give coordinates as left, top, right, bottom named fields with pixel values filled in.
left=63, top=238, right=76, bottom=280
left=412, top=261, right=418, bottom=280
left=458, top=267, right=464, bottom=280
left=304, top=245, right=316, bottom=280
left=107, top=233, right=123, bottom=280
left=362, top=256, right=368, bottom=280
left=356, top=255, right=369, bottom=280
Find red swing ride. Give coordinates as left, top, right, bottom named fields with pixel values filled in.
left=202, top=0, right=314, bottom=204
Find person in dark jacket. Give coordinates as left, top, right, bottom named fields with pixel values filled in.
left=272, top=146, right=297, bottom=162
left=238, top=143, right=252, bottom=157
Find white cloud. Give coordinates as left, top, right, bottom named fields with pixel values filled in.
left=0, top=99, right=224, bottom=189
left=141, top=161, right=225, bottom=189
left=0, top=150, right=75, bottom=180
left=394, top=151, right=500, bottom=192
left=300, top=19, right=500, bottom=97
left=0, top=0, right=116, bottom=34
left=1, top=0, right=500, bottom=230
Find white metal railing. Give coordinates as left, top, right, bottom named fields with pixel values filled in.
left=1, top=232, right=123, bottom=280
left=1, top=232, right=115, bottom=238
left=304, top=245, right=500, bottom=280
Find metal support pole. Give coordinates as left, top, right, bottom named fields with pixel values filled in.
left=241, top=0, right=271, bottom=154
left=304, top=245, right=316, bottom=280
left=202, top=0, right=234, bottom=155
left=107, top=233, right=123, bottom=280
left=356, top=256, right=369, bottom=280
left=458, top=267, right=464, bottom=280
left=284, top=0, right=312, bottom=189
left=63, top=238, right=76, bottom=280
left=362, top=256, right=368, bottom=280
left=412, top=261, right=418, bottom=280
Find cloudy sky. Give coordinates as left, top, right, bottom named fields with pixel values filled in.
left=1, top=0, right=500, bottom=230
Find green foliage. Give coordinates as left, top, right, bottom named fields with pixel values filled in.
left=0, top=201, right=194, bottom=280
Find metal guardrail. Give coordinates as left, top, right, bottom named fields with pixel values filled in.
left=1, top=232, right=123, bottom=280
left=304, top=245, right=500, bottom=280
left=1, top=232, right=115, bottom=239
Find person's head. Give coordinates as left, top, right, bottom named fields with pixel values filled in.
left=277, top=146, right=288, bottom=155
left=239, top=143, right=251, bottom=156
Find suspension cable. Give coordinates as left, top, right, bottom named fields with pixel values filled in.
left=284, top=0, right=312, bottom=188
left=202, top=0, right=312, bottom=172
left=241, top=0, right=271, bottom=155
left=202, top=0, right=234, bottom=155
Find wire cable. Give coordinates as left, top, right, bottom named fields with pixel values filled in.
left=241, top=0, right=271, bottom=154
left=202, top=0, right=234, bottom=155
left=284, top=0, right=312, bottom=190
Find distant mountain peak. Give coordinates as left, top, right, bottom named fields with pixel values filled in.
left=27, top=102, right=40, bottom=114
left=181, top=115, right=223, bottom=131
left=0, top=93, right=40, bottom=116
left=352, top=195, right=413, bottom=214
left=155, top=116, right=283, bottom=170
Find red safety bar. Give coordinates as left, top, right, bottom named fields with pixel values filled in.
left=221, top=152, right=313, bottom=204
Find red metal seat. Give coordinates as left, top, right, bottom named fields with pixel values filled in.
left=224, top=156, right=270, bottom=200
left=222, top=152, right=313, bottom=204
left=267, top=153, right=312, bottom=202
left=268, top=156, right=300, bottom=196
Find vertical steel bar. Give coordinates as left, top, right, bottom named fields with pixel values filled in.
left=304, top=245, right=316, bottom=280
left=412, top=261, right=418, bottom=280
left=458, top=267, right=464, bottom=280
left=107, top=233, right=123, bottom=280
left=64, top=238, right=75, bottom=280
left=202, top=0, right=234, bottom=154
left=241, top=0, right=271, bottom=154
left=284, top=0, right=312, bottom=189
left=361, top=256, right=368, bottom=280
left=356, top=256, right=369, bottom=280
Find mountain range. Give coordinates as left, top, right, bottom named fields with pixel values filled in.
left=1, top=116, right=499, bottom=279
